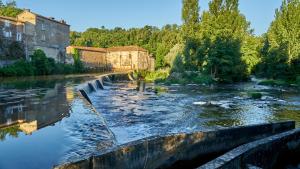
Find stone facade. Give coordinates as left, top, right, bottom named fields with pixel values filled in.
left=67, top=46, right=155, bottom=71
left=0, top=16, right=25, bottom=60
left=0, top=10, right=70, bottom=63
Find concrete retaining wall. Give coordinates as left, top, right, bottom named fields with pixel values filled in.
left=199, top=127, right=300, bottom=169
left=55, top=121, right=295, bottom=169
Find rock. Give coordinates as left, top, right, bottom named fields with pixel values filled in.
left=193, top=100, right=233, bottom=109
left=193, top=101, right=207, bottom=105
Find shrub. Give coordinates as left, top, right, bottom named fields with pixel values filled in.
left=73, top=49, right=84, bottom=73
left=30, top=49, right=52, bottom=75
left=249, top=92, right=262, bottom=99
left=0, top=60, right=34, bottom=76
left=144, top=69, right=169, bottom=82
left=154, top=86, right=168, bottom=93
left=0, top=49, right=84, bottom=77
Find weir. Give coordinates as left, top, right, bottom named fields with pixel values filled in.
left=55, top=121, right=295, bottom=169
left=59, top=72, right=299, bottom=169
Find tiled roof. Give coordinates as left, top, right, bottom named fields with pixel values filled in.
left=70, top=46, right=148, bottom=53
left=21, top=10, right=70, bottom=26
left=107, top=46, right=148, bottom=52
left=69, top=46, right=107, bottom=53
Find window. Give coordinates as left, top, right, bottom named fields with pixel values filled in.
left=16, top=32, right=22, bottom=41
left=3, top=31, right=11, bottom=38
left=41, top=34, right=46, bottom=41
left=4, top=20, right=10, bottom=27
left=41, top=23, right=46, bottom=30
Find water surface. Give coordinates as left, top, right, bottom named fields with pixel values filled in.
left=0, top=75, right=299, bottom=169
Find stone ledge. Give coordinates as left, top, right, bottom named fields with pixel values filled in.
left=199, top=126, right=300, bottom=169
left=55, top=121, right=295, bottom=169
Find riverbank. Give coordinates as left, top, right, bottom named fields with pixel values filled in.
left=139, top=69, right=300, bottom=88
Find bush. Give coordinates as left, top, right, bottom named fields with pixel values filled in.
left=154, top=86, right=168, bottom=93
left=0, top=49, right=85, bottom=77
left=0, top=60, right=34, bottom=76
left=249, top=92, right=262, bottom=99
left=144, top=69, right=169, bottom=82
left=73, top=49, right=84, bottom=73
left=30, top=49, right=52, bottom=75
left=190, top=74, right=214, bottom=85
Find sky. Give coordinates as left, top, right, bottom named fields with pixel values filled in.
left=14, top=0, right=283, bottom=35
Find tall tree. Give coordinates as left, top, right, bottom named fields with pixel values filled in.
left=182, top=0, right=200, bottom=40
left=182, top=0, right=200, bottom=70
left=260, top=0, right=300, bottom=79
left=196, top=0, right=251, bottom=82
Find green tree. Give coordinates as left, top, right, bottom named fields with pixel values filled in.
left=73, top=49, right=84, bottom=73
left=195, top=0, right=251, bottom=82
left=182, top=0, right=200, bottom=40
left=30, top=49, right=51, bottom=75
left=260, top=0, right=300, bottom=80
left=0, top=0, right=22, bottom=17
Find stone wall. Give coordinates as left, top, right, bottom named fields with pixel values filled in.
left=67, top=46, right=155, bottom=71
left=0, top=16, right=24, bottom=58
left=17, top=10, right=70, bottom=62
left=55, top=121, right=295, bottom=169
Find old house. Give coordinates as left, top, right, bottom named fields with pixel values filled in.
left=0, top=16, right=25, bottom=66
left=67, top=46, right=155, bottom=71
left=0, top=9, right=70, bottom=65
left=17, top=10, right=70, bottom=62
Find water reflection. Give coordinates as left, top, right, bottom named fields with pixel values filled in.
left=0, top=82, right=71, bottom=140
left=0, top=74, right=118, bottom=169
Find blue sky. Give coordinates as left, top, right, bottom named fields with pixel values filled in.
left=15, top=0, right=282, bottom=35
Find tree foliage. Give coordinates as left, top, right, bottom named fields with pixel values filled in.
left=70, top=25, right=181, bottom=69
left=180, top=0, right=253, bottom=83
left=182, top=0, right=200, bottom=40
left=0, top=0, right=22, bottom=17
left=259, top=0, right=300, bottom=80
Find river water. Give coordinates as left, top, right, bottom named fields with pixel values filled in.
left=0, top=75, right=299, bottom=169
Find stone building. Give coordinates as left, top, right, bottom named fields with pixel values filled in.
left=67, top=46, right=155, bottom=71
left=0, top=9, right=70, bottom=64
left=0, top=15, right=25, bottom=66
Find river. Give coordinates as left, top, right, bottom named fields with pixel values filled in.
left=0, top=74, right=299, bottom=169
